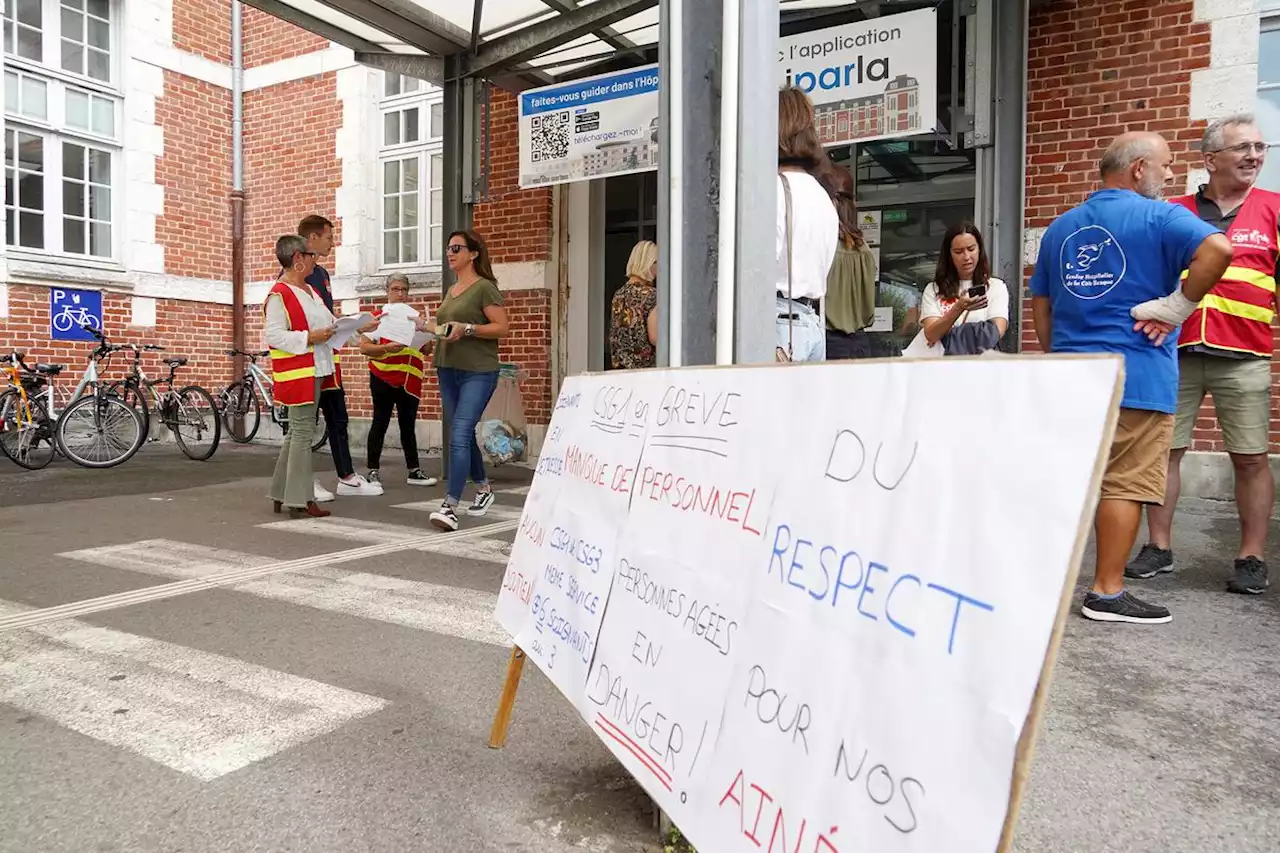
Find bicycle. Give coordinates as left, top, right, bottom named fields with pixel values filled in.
left=0, top=352, right=59, bottom=469
left=106, top=344, right=222, bottom=461
left=218, top=349, right=329, bottom=452
left=52, top=326, right=147, bottom=469
left=52, top=304, right=101, bottom=334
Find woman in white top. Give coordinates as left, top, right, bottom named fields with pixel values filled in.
left=264, top=234, right=341, bottom=518
left=919, top=223, right=1009, bottom=353
left=776, top=87, right=839, bottom=362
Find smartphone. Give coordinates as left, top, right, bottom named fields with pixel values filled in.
left=436, top=322, right=454, bottom=338
left=967, top=284, right=988, bottom=298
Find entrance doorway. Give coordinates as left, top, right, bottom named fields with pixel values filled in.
left=602, top=171, right=658, bottom=369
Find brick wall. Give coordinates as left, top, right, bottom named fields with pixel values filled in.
left=172, top=0, right=230, bottom=64
left=155, top=72, right=233, bottom=281
left=1020, top=0, right=1276, bottom=453
left=474, top=89, right=554, bottom=263
left=243, top=73, right=343, bottom=280
left=243, top=6, right=329, bottom=69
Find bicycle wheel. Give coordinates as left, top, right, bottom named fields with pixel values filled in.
left=172, top=385, right=221, bottom=461
left=56, top=393, right=146, bottom=469
left=221, top=381, right=260, bottom=443
left=106, top=379, right=151, bottom=441
left=311, top=407, right=329, bottom=453
left=0, top=391, right=56, bottom=470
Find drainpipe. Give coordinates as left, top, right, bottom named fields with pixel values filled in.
left=230, top=0, right=246, bottom=382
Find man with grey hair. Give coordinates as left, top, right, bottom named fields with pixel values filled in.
left=1127, top=115, right=1278, bottom=596
left=1031, top=131, right=1233, bottom=624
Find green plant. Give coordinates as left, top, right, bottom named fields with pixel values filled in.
left=662, top=825, right=696, bottom=853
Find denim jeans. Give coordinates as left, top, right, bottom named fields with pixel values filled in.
left=775, top=297, right=826, bottom=362
left=318, top=387, right=355, bottom=478
left=437, top=367, right=499, bottom=504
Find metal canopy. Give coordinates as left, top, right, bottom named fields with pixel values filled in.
left=240, top=0, right=870, bottom=88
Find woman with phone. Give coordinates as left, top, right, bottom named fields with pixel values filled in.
left=429, top=230, right=510, bottom=532
left=264, top=234, right=339, bottom=519
left=919, top=222, right=1009, bottom=353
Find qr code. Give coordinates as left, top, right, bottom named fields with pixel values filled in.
left=530, top=110, right=570, bottom=163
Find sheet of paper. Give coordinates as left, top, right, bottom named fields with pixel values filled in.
left=409, top=330, right=436, bottom=352
left=327, top=312, right=371, bottom=349
left=374, top=315, right=416, bottom=346
left=381, top=302, right=419, bottom=320
left=869, top=306, right=894, bottom=332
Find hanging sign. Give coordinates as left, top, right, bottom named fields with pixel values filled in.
left=778, top=7, right=939, bottom=146
left=518, top=64, right=660, bottom=189
left=492, top=355, right=1124, bottom=853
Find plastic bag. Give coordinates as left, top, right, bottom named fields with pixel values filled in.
left=477, top=363, right=528, bottom=466
left=900, top=330, right=945, bottom=359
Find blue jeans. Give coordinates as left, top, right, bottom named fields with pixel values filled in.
left=437, top=367, right=499, bottom=504
left=775, top=297, right=826, bottom=361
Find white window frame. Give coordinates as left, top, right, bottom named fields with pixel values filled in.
left=3, top=0, right=122, bottom=264
left=378, top=71, right=444, bottom=272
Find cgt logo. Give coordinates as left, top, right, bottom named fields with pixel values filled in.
left=1230, top=228, right=1273, bottom=251
left=782, top=55, right=893, bottom=94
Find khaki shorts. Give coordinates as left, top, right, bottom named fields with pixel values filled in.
left=1173, top=354, right=1272, bottom=455
left=1101, top=408, right=1174, bottom=504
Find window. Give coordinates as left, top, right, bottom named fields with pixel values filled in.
left=3, top=0, right=119, bottom=260
left=1260, top=19, right=1280, bottom=191
left=379, top=71, right=443, bottom=268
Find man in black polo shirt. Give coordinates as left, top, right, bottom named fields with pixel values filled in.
left=298, top=215, right=383, bottom=498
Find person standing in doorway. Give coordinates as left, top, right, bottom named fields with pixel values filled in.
left=609, top=240, right=659, bottom=369
left=1031, top=131, right=1233, bottom=625
left=428, top=230, right=510, bottom=532
left=1126, top=115, right=1278, bottom=596
left=360, top=272, right=439, bottom=488
left=822, top=165, right=878, bottom=359
left=298, top=215, right=383, bottom=499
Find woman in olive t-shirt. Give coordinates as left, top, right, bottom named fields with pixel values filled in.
left=429, top=230, right=510, bottom=532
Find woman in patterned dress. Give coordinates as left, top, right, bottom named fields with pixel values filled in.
left=609, top=240, right=660, bottom=370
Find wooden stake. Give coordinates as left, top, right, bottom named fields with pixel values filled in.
left=488, top=645, right=526, bottom=749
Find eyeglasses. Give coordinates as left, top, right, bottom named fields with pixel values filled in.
left=1211, top=142, right=1269, bottom=155
left=446, top=244, right=468, bottom=255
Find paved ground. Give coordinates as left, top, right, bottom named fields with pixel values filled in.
left=0, top=440, right=1277, bottom=852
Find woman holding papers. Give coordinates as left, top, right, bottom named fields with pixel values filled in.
left=428, top=230, right=510, bottom=532
left=360, top=273, right=439, bottom=487
left=263, top=234, right=342, bottom=518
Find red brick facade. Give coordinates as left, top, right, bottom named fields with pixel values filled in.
left=243, top=7, right=328, bottom=69
left=1020, top=0, right=1278, bottom=452
left=474, top=89, right=555, bottom=262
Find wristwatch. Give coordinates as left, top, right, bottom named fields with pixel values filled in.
left=464, top=323, right=476, bottom=337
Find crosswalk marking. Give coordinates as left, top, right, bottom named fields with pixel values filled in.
left=390, top=502, right=524, bottom=522
left=60, top=540, right=509, bottom=646
left=0, top=599, right=387, bottom=781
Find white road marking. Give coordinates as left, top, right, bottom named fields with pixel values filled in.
left=0, top=599, right=387, bottom=781
left=0, top=520, right=518, bottom=633
left=60, top=540, right=509, bottom=646
left=390, top=502, right=525, bottom=522
left=502, top=486, right=532, bottom=497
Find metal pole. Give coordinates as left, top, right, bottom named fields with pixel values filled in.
left=439, top=56, right=474, bottom=468
left=734, top=0, right=778, bottom=364
left=714, top=0, right=739, bottom=366
left=663, top=0, right=684, bottom=367
left=230, top=0, right=246, bottom=384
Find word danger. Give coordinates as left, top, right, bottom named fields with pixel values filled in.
left=588, top=663, right=686, bottom=774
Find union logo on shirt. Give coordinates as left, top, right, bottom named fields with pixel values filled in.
left=1230, top=228, right=1272, bottom=252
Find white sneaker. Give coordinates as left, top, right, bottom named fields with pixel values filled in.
left=313, top=480, right=335, bottom=503
left=336, top=473, right=383, bottom=496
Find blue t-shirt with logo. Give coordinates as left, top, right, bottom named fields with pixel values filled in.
left=1029, top=188, right=1221, bottom=413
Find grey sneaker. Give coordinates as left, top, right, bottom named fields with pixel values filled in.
left=1227, top=556, right=1269, bottom=595
left=1125, top=543, right=1174, bottom=579
left=467, top=489, right=495, bottom=517
left=407, top=469, right=439, bottom=487
left=367, top=470, right=381, bottom=485
left=1081, top=590, right=1172, bottom=624
left=429, top=502, right=459, bottom=532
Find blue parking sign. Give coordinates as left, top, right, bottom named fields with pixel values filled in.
left=50, top=287, right=103, bottom=341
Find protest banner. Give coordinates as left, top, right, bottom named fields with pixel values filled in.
left=492, top=355, right=1123, bottom=852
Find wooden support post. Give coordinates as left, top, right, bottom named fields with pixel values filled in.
left=487, top=645, right=526, bottom=749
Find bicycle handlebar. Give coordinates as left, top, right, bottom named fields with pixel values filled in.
left=226, top=348, right=268, bottom=359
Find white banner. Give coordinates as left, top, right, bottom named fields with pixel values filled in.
left=518, top=65, right=659, bottom=189
left=496, top=356, right=1123, bottom=853
left=778, top=7, right=939, bottom=146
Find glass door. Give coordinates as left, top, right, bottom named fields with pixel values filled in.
left=602, top=171, right=658, bottom=369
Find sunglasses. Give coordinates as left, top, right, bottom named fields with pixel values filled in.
left=447, top=244, right=470, bottom=255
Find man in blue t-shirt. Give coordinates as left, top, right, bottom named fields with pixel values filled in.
left=298, top=215, right=383, bottom=500
left=1030, top=131, right=1232, bottom=625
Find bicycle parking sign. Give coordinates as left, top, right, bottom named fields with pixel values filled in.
left=50, top=287, right=103, bottom=342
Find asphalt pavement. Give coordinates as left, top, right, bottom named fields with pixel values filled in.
left=0, top=441, right=1277, bottom=852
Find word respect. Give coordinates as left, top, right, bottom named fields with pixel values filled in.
left=767, top=523, right=994, bottom=656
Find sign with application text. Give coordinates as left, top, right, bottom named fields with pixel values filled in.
left=778, top=7, right=938, bottom=146
left=495, top=356, right=1124, bottom=853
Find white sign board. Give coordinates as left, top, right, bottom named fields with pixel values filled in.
left=518, top=65, right=659, bottom=189
left=496, top=357, right=1122, bottom=853
left=778, top=7, right=939, bottom=146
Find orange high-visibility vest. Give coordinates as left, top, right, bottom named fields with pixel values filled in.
left=264, top=281, right=341, bottom=406
left=367, top=309, right=425, bottom=399
left=1172, top=189, right=1280, bottom=358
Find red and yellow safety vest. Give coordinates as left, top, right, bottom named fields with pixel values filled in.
left=264, top=281, right=342, bottom=406
left=1172, top=189, right=1280, bottom=358
left=367, top=309, right=425, bottom=399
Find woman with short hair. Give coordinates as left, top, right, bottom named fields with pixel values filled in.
left=609, top=240, right=659, bottom=369
left=264, top=234, right=337, bottom=518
